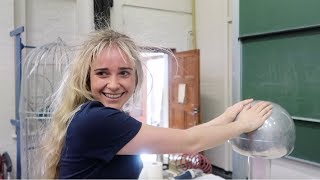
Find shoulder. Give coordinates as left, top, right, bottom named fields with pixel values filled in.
left=79, top=101, right=121, bottom=117
left=74, top=101, right=128, bottom=122
left=70, top=101, right=139, bottom=130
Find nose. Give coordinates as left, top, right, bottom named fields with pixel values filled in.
left=107, top=76, right=120, bottom=91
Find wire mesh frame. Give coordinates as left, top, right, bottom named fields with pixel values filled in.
left=19, top=37, right=73, bottom=178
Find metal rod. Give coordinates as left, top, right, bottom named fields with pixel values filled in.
left=239, top=24, right=320, bottom=41
left=285, top=156, right=320, bottom=167
left=292, top=116, right=320, bottom=123
left=248, top=157, right=272, bottom=179
left=9, top=26, right=25, bottom=179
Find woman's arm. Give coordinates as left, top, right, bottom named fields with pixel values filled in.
left=118, top=100, right=272, bottom=155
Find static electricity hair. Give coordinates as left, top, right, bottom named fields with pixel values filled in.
left=39, top=29, right=144, bottom=178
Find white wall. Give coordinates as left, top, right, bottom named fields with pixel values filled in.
left=196, top=0, right=233, bottom=171
left=25, top=0, right=94, bottom=47
left=110, top=0, right=193, bottom=51
left=0, top=0, right=16, bottom=178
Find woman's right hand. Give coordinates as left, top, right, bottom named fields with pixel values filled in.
left=236, top=101, right=273, bottom=133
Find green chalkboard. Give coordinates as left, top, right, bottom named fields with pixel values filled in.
left=240, top=0, right=320, bottom=164
left=290, top=121, right=320, bottom=163
left=242, top=31, right=320, bottom=119
left=240, top=0, right=320, bottom=36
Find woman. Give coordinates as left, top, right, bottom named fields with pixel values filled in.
left=40, top=29, right=272, bottom=178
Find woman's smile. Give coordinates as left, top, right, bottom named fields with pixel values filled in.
left=102, top=92, right=125, bottom=99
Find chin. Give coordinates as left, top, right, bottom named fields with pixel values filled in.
left=103, top=102, right=122, bottom=110
left=110, top=105, right=122, bottom=110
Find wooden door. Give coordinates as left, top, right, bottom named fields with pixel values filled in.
left=169, top=49, right=200, bottom=129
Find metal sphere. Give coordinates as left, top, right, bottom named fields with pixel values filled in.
left=230, top=101, right=296, bottom=159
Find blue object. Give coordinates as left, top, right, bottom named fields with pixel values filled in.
left=175, top=171, right=193, bottom=179
left=175, top=169, right=204, bottom=179
left=9, top=26, right=24, bottom=179
left=9, top=26, right=35, bottom=179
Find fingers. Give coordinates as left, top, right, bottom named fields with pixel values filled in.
left=233, top=99, right=251, bottom=111
left=259, top=104, right=273, bottom=116
left=234, top=98, right=253, bottom=108
left=252, top=101, right=271, bottom=112
left=243, top=104, right=251, bottom=110
left=262, top=109, right=273, bottom=120
left=257, top=102, right=272, bottom=114
left=234, top=99, right=253, bottom=112
left=241, top=98, right=254, bottom=106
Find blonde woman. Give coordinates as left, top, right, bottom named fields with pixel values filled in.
left=41, top=29, right=272, bottom=179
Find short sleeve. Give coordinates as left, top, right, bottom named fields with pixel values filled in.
left=67, top=101, right=142, bottom=162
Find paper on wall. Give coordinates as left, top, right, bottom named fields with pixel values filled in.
left=178, top=83, right=186, bottom=104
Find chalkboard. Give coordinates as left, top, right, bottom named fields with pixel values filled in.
left=290, top=121, right=320, bottom=163
left=240, top=0, right=320, bottom=164
left=240, top=0, right=320, bottom=36
left=242, top=31, right=320, bottom=119
left=241, top=31, right=320, bottom=164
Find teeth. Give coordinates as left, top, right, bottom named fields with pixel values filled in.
left=104, top=93, right=122, bottom=99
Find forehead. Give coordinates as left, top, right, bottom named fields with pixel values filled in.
left=92, top=46, right=135, bottom=68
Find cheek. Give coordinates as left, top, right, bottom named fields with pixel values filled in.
left=131, top=77, right=137, bottom=92
left=124, top=78, right=136, bottom=94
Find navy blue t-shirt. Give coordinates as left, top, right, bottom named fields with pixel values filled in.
left=59, top=101, right=143, bottom=179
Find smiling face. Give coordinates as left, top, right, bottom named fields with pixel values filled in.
left=90, top=46, right=136, bottom=110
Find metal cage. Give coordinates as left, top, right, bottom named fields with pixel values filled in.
left=19, top=37, right=73, bottom=178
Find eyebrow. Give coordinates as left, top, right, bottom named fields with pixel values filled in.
left=93, top=67, right=134, bottom=71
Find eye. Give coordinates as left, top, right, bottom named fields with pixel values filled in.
left=120, top=71, right=131, bottom=77
left=96, top=71, right=109, bottom=77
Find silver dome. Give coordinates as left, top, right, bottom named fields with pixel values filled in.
left=230, top=101, right=296, bottom=159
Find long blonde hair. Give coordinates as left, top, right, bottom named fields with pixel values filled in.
left=40, top=29, right=144, bottom=178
